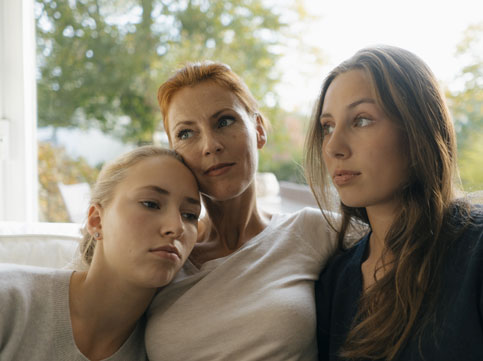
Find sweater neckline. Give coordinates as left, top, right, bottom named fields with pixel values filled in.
left=185, top=213, right=281, bottom=272
left=60, top=271, right=145, bottom=360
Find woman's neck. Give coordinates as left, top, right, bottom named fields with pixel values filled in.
left=69, top=269, right=155, bottom=360
left=365, top=203, right=399, bottom=257
left=191, top=186, right=271, bottom=265
left=362, top=204, right=398, bottom=290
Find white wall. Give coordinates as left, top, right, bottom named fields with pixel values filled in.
left=0, top=0, right=38, bottom=221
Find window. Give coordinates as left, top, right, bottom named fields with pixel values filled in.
left=0, top=0, right=38, bottom=222
left=1, top=0, right=481, bottom=223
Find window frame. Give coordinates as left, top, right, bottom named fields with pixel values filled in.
left=0, top=0, right=38, bottom=222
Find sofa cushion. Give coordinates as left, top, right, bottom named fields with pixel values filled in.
left=0, top=222, right=82, bottom=268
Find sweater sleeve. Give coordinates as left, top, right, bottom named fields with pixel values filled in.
left=0, top=264, right=31, bottom=351
left=295, top=207, right=338, bottom=265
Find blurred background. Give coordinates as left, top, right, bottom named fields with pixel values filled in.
left=28, top=0, right=483, bottom=221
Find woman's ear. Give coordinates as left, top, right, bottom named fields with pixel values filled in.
left=86, top=204, right=103, bottom=239
left=255, top=114, right=267, bottom=149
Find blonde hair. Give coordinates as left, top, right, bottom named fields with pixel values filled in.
left=79, top=146, right=182, bottom=266
left=157, top=61, right=270, bottom=141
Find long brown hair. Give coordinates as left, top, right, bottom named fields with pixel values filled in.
left=304, top=45, right=468, bottom=360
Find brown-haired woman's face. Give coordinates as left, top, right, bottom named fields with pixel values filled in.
left=166, top=81, right=266, bottom=201
left=320, top=70, right=408, bottom=215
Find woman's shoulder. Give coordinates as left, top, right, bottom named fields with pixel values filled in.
left=271, top=207, right=339, bottom=257
left=0, top=265, right=72, bottom=327
left=450, top=203, right=483, bottom=245
left=271, top=207, right=334, bottom=235
left=469, top=203, right=483, bottom=224
left=458, top=204, right=483, bottom=253
left=468, top=204, right=483, bottom=232
left=0, top=264, right=72, bottom=296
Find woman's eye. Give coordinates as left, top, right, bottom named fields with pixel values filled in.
left=321, top=123, right=334, bottom=135
left=217, top=116, right=235, bottom=128
left=182, top=212, right=199, bottom=222
left=176, top=129, right=193, bottom=140
left=141, top=201, right=160, bottom=209
left=354, top=117, right=373, bottom=127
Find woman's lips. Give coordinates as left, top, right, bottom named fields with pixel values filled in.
left=149, top=245, right=181, bottom=262
left=333, top=170, right=361, bottom=186
left=204, top=163, right=235, bottom=176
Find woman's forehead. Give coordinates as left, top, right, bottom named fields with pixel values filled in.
left=167, top=83, right=246, bottom=123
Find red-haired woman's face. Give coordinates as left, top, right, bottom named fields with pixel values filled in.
left=320, top=70, right=408, bottom=216
left=166, top=81, right=266, bottom=201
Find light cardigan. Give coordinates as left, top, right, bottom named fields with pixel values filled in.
left=0, top=264, right=147, bottom=361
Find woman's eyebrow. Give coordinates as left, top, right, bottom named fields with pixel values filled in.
left=210, top=108, right=234, bottom=120
left=139, top=185, right=200, bottom=206
left=320, top=98, right=376, bottom=120
left=171, top=109, right=234, bottom=126
left=138, top=185, right=169, bottom=195
left=172, top=120, right=196, bottom=129
left=347, top=98, right=375, bottom=109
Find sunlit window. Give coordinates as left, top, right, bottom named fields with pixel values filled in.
left=29, top=0, right=483, bottom=222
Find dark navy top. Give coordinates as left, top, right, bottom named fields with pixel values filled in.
left=316, top=207, right=483, bottom=361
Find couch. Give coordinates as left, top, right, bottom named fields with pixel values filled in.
left=1, top=191, right=481, bottom=269
left=0, top=221, right=82, bottom=268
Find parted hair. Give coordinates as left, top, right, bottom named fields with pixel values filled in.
left=79, top=146, right=182, bottom=266
left=157, top=61, right=269, bottom=141
left=304, top=45, right=468, bottom=360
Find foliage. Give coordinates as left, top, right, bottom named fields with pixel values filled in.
left=447, top=22, right=483, bottom=147
left=35, top=0, right=293, bottom=144
left=447, top=22, right=483, bottom=191
left=38, top=142, right=99, bottom=222
left=35, top=3, right=482, bottom=225
left=258, top=108, right=307, bottom=183
left=35, top=0, right=318, bottom=219
left=458, top=131, right=483, bottom=192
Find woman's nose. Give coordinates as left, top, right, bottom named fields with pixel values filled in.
left=160, top=212, right=184, bottom=239
left=323, top=127, right=351, bottom=159
left=202, top=132, right=224, bottom=156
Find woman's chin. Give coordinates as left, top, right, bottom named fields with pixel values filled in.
left=201, top=183, right=253, bottom=203
left=340, top=198, right=367, bottom=209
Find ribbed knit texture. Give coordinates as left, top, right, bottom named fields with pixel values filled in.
left=0, top=264, right=147, bottom=361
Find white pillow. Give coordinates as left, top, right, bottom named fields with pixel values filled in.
left=0, top=222, right=82, bottom=269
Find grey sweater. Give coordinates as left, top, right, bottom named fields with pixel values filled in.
left=0, top=264, right=147, bottom=361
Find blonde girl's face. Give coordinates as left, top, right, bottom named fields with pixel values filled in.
left=320, top=69, right=409, bottom=215
left=91, top=155, right=200, bottom=289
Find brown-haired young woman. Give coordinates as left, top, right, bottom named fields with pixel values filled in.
left=304, top=45, right=483, bottom=360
